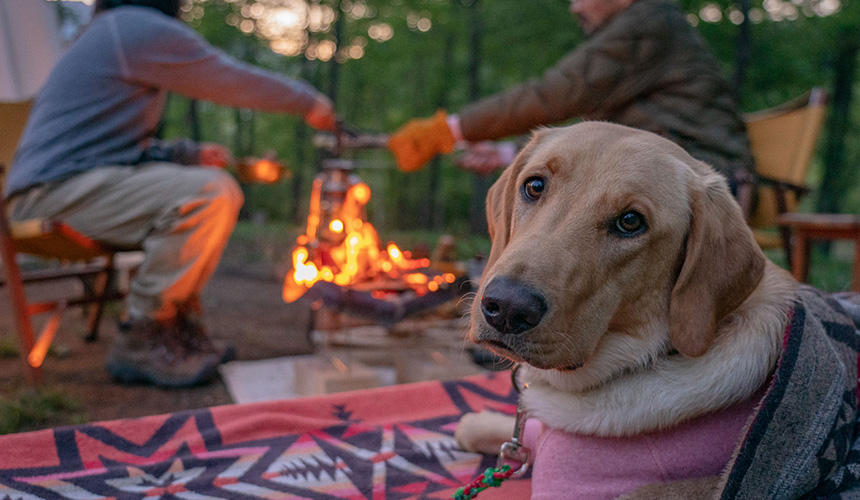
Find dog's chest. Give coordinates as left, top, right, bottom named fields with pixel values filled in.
left=522, top=395, right=758, bottom=499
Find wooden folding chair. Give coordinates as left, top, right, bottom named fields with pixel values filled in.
left=0, top=100, right=129, bottom=385
left=744, top=88, right=829, bottom=267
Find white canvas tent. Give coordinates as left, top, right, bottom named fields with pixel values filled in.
left=0, top=0, right=63, bottom=101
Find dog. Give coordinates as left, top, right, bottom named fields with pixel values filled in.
left=454, top=122, right=801, bottom=499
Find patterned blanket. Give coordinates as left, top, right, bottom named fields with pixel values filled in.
left=0, top=373, right=530, bottom=499
left=718, top=288, right=860, bottom=499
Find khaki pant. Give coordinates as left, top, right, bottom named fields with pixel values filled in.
left=8, top=163, right=244, bottom=321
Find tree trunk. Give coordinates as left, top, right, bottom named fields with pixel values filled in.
left=464, top=0, right=489, bottom=235
left=328, top=0, right=343, bottom=104
left=816, top=32, right=858, bottom=215
left=425, top=31, right=456, bottom=231
left=186, top=99, right=200, bottom=142
left=732, top=0, right=751, bottom=104
left=291, top=59, right=313, bottom=225
left=233, top=109, right=246, bottom=156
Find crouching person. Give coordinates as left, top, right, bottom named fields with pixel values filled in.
left=4, top=0, right=336, bottom=387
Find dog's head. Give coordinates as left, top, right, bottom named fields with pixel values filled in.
left=471, top=122, right=765, bottom=390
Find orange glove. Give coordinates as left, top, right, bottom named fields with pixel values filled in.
left=304, top=96, right=337, bottom=131
left=387, top=110, right=456, bottom=172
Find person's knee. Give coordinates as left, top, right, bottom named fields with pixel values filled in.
left=207, top=170, right=244, bottom=218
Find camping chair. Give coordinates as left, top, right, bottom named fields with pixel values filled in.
left=0, top=100, right=128, bottom=385
left=743, top=88, right=829, bottom=267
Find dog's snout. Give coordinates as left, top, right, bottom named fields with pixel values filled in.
left=481, top=277, right=547, bottom=335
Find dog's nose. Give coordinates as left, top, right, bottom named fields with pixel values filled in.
left=481, top=277, right=547, bottom=335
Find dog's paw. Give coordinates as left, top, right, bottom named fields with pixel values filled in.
left=454, top=411, right=516, bottom=455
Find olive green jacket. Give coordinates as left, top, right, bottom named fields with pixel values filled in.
left=458, top=0, right=753, bottom=179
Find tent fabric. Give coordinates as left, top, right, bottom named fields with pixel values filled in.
left=0, top=0, right=61, bottom=101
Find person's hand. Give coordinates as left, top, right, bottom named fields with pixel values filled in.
left=199, top=142, right=234, bottom=168
left=387, top=110, right=456, bottom=172
left=304, top=96, right=337, bottom=131
left=455, top=141, right=512, bottom=175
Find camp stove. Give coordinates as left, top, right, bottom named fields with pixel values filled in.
left=281, top=127, right=466, bottom=326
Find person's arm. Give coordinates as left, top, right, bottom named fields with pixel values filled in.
left=387, top=1, right=673, bottom=171
left=140, top=138, right=200, bottom=165
left=458, top=6, right=671, bottom=141
left=141, top=138, right=234, bottom=167
left=111, top=9, right=333, bottom=127
left=455, top=140, right=519, bottom=175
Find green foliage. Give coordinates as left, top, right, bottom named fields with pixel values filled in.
left=764, top=244, right=855, bottom=293
left=164, top=0, right=859, bottom=228
left=0, top=388, right=85, bottom=435
left=0, top=338, right=19, bottom=359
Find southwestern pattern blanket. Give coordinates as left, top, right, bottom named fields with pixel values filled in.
left=0, top=373, right=529, bottom=499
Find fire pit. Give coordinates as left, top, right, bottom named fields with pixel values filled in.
left=282, top=129, right=468, bottom=327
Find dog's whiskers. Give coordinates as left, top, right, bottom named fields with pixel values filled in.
left=457, top=292, right=477, bottom=309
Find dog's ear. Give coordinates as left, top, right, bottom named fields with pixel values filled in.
left=669, top=168, right=766, bottom=357
left=484, top=163, right=514, bottom=269
left=484, top=133, right=540, bottom=269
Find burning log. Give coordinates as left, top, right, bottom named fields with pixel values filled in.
left=303, top=277, right=465, bottom=325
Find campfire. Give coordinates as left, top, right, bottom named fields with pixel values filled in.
left=272, top=131, right=480, bottom=397
left=281, top=135, right=462, bottom=324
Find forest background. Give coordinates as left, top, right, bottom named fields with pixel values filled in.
left=58, top=0, right=860, bottom=253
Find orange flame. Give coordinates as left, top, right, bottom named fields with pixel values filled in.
left=283, top=181, right=434, bottom=303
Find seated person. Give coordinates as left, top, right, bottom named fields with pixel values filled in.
left=4, top=0, right=337, bottom=388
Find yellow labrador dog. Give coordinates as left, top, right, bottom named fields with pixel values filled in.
left=455, top=122, right=798, bottom=498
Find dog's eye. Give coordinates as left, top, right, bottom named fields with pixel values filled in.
left=522, top=177, right=546, bottom=201
left=613, top=211, right=647, bottom=236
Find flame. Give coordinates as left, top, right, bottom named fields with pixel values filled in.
left=283, top=180, right=437, bottom=302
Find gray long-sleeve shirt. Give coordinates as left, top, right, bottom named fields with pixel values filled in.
left=6, top=6, right=322, bottom=197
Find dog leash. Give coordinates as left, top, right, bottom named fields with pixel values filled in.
left=453, top=365, right=531, bottom=500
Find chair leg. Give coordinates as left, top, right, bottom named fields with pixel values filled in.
left=852, top=236, right=860, bottom=292
left=790, top=232, right=811, bottom=284
left=735, top=181, right=755, bottom=222
left=85, top=256, right=114, bottom=342
left=769, top=183, right=797, bottom=269
left=780, top=224, right=794, bottom=270
left=0, top=216, right=43, bottom=385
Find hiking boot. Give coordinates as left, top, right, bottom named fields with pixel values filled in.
left=175, top=306, right=236, bottom=364
left=107, top=318, right=220, bottom=388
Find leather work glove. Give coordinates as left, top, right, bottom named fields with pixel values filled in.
left=199, top=142, right=234, bottom=168
left=387, top=110, right=456, bottom=172
left=305, top=96, right=337, bottom=131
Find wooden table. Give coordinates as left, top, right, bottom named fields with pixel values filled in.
left=777, top=212, right=860, bottom=291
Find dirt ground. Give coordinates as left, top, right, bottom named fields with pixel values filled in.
left=0, top=233, right=323, bottom=428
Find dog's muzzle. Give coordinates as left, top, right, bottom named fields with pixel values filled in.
left=480, top=276, right=547, bottom=335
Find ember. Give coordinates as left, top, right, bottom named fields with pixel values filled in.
left=282, top=157, right=457, bottom=305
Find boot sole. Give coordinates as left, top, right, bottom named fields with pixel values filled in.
left=107, top=359, right=219, bottom=388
